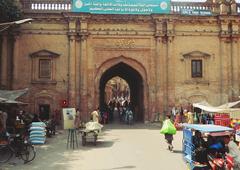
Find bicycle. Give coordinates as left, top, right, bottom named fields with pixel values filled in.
left=0, top=134, right=36, bottom=164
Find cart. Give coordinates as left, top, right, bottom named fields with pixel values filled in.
left=80, top=122, right=103, bottom=146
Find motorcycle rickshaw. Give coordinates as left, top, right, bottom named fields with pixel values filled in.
left=182, top=124, right=234, bottom=170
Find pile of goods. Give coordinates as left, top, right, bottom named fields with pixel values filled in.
left=230, top=119, right=240, bottom=143
left=29, top=122, right=46, bottom=144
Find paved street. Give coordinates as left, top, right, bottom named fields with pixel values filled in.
left=1, top=123, right=186, bottom=170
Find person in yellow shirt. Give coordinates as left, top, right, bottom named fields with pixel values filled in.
left=187, top=111, right=194, bottom=124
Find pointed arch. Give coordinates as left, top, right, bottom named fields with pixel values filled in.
left=94, top=56, right=149, bottom=122
left=95, top=55, right=147, bottom=83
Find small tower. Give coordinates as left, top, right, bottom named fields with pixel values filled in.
left=218, top=0, right=237, bottom=15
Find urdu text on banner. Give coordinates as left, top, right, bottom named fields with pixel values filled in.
left=72, top=0, right=171, bottom=15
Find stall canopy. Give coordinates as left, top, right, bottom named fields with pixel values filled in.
left=0, top=88, right=28, bottom=104
left=193, top=100, right=240, bottom=118
left=193, top=100, right=240, bottom=113
left=218, top=100, right=240, bottom=109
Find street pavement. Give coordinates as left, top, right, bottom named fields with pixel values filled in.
left=0, top=123, right=186, bottom=170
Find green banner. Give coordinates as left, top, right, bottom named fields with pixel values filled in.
left=72, top=0, right=170, bottom=15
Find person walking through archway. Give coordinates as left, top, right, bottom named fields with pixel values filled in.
left=160, top=115, right=177, bottom=152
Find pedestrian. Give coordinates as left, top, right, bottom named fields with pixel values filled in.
left=0, top=110, right=7, bottom=129
left=74, top=108, right=81, bottom=129
left=32, top=114, right=41, bottom=122
left=174, top=112, right=181, bottom=130
left=0, top=118, right=8, bottom=144
left=2, top=111, right=7, bottom=130
left=0, top=112, right=4, bottom=129
left=187, top=111, right=194, bottom=124
left=54, top=109, right=61, bottom=127
left=91, top=107, right=100, bottom=123
left=160, top=115, right=177, bottom=152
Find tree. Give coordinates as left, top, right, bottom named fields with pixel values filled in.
left=0, top=0, right=22, bottom=23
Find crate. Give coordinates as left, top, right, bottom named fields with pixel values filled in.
left=214, top=118, right=231, bottom=127
left=214, top=113, right=230, bottom=119
left=214, top=113, right=230, bottom=127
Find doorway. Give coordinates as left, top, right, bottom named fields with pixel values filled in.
left=99, top=62, right=144, bottom=122
left=39, top=104, right=50, bottom=121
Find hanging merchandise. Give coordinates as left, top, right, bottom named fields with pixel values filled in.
left=193, top=112, right=198, bottom=124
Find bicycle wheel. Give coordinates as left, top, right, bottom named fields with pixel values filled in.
left=20, top=144, right=36, bottom=163
left=0, top=145, right=13, bottom=163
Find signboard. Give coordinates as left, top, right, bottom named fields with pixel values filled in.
left=72, top=0, right=170, bottom=15
left=63, top=108, right=76, bottom=129
left=180, top=8, right=212, bottom=16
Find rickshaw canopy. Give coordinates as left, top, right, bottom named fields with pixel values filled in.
left=182, top=123, right=233, bottom=133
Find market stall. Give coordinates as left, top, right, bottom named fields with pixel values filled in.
left=193, top=101, right=240, bottom=127
left=0, top=88, right=29, bottom=134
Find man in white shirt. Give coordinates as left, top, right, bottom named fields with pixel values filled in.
left=91, top=108, right=100, bottom=123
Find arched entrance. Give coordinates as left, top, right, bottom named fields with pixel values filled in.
left=100, top=62, right=144, bottom=122
left=94, top=56, right=150, bottom=122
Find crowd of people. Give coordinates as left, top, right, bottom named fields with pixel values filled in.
left=98, top=97, right=134, bottom=125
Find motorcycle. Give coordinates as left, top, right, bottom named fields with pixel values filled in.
left=208, top=153, right=234, bottom=170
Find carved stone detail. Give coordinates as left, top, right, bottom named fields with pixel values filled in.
left=115, top=39, right=135, bottom=48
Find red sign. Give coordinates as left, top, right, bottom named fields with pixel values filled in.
left=60, top=100, right=68, bottom=107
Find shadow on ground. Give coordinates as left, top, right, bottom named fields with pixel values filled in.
left=103, top=122, right=162, bottom=131
left=173, top=150, right=183, bottom=154
left=0, top=129, right=116, bottom=170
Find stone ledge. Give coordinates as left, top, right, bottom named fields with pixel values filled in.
left=31, top=80, right=57, bottom=84
left=184, top=79, right=210, bottom=85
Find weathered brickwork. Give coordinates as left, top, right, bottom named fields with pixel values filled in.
left=0, top=0, right=240, bottom=122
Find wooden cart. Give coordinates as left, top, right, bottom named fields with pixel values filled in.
left=80, top=129, right=98, bottom=146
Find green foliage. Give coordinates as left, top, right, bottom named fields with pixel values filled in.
left=0, top=0, right=22, bottom=23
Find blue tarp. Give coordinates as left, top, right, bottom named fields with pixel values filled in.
left=182, top=123, right=233, bottom=133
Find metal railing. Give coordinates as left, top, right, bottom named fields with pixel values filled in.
left=20, top=0, right=71, bottom=12
left=20, top=0, right=239, bottom=15
left=171, top=2, right=217, bottom=14
left=31, top=3, right=71, bottom=10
